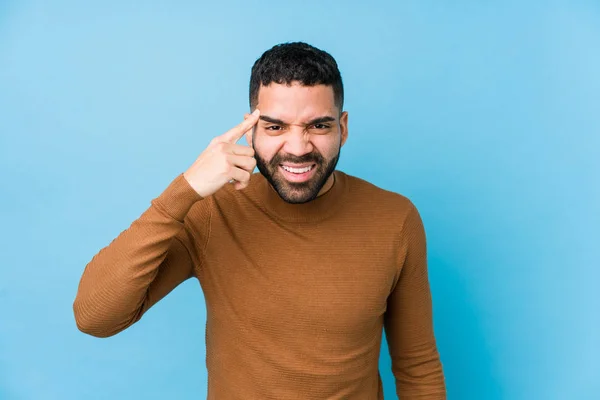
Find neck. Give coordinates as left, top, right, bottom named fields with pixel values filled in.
left=316, top=173, right=335, bottom=197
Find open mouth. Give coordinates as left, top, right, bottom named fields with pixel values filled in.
left=279, top=163, right=317, bottom=182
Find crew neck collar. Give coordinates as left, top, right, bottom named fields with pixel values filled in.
left=253, top=170, right=348, bottom=223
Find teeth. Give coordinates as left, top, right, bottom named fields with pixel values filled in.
left=282, top=165, right=313, bottom=173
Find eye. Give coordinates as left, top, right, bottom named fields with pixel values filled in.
left=265, top=125, right=282, bottom=131
left=310, top=124, right=331, bottom=132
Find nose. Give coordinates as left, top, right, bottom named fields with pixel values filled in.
left=282, top=126, right=313, bottom=156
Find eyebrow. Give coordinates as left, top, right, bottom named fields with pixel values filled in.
left=259, top=115, right=336, bottom=126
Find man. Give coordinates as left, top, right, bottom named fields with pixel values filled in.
left=73, top=42, right=446, bottom=399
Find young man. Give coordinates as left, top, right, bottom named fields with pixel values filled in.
left=73, top=42, right=447, bottom=399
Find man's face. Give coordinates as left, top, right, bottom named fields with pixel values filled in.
left=246, top=81, right=348, bottom=204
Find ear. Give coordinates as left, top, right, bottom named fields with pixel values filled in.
left=339, top=111, right=349, bottom=147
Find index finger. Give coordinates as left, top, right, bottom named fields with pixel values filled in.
left=220, top=109, right=260, bottom=143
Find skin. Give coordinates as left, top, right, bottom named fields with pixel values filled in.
left=244, top=81, right=349, bottom=204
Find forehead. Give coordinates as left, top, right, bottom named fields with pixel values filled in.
left=256, top=82, right=337, bottom=122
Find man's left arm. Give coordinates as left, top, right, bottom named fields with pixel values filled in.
left=384, top=201, right=446, bottom=399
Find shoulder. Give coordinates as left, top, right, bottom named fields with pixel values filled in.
left=341, top=170, right=417, bottom=214
left=338, top=171, right=426, bottom=260
left=338, top=170, right=425, bottom=237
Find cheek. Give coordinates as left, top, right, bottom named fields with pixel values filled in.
left=253, top=135, right=281, bottom=161
left=313, top=136, right=341, bottom=159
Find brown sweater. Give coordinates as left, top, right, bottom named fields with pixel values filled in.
left=73, top=170, right=446, bottom=399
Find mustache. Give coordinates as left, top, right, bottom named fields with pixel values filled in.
left=270, top=152, right=324, bottom=165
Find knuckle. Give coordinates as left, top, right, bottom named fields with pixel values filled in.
left=220, top=160, right=232, bottom=175
left=216, top=142, right=227, bottom=152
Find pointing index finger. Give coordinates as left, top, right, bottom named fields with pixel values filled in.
left=222, top=109, right=260, bottom=143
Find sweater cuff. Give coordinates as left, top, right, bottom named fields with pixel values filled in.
left=152, top=173, right=204, bottom=222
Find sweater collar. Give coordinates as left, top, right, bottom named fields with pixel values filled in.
left=253, top=170, right=347, bottom=223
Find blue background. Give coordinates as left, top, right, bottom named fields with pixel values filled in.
left=1, top=1, right=598, bottom=399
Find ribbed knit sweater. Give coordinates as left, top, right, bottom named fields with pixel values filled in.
left=73, top=169, right=446, bottom=399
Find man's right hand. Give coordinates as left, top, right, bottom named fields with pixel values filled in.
left=183, top=109, right=260, bottom=197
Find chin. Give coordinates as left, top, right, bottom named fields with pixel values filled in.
left=279, top=188, right=319, bottom=204
left=272, top=171, right=327, bottom=204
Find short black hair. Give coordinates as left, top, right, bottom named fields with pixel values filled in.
left=249, top=42, right=344, bottom=114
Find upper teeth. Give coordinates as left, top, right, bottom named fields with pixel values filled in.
left=282, top=165, right=313, bottom=173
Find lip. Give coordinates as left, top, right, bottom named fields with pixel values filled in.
left=279, top=163, right=316, bottom=183
left=280, top=163, right=315, bottom=168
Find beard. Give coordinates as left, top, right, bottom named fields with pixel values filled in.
left=253, top=141, right=341, bottom=204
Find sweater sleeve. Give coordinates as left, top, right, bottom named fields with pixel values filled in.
left=73, top=173, right=209, bottom=338
left=384, top=202, right=447, bottom=399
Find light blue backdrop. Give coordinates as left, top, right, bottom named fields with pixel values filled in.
left=1, top=1, right=598, bottom=399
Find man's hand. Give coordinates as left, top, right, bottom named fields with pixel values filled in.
left=183, top=109, right=260, bottom=197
